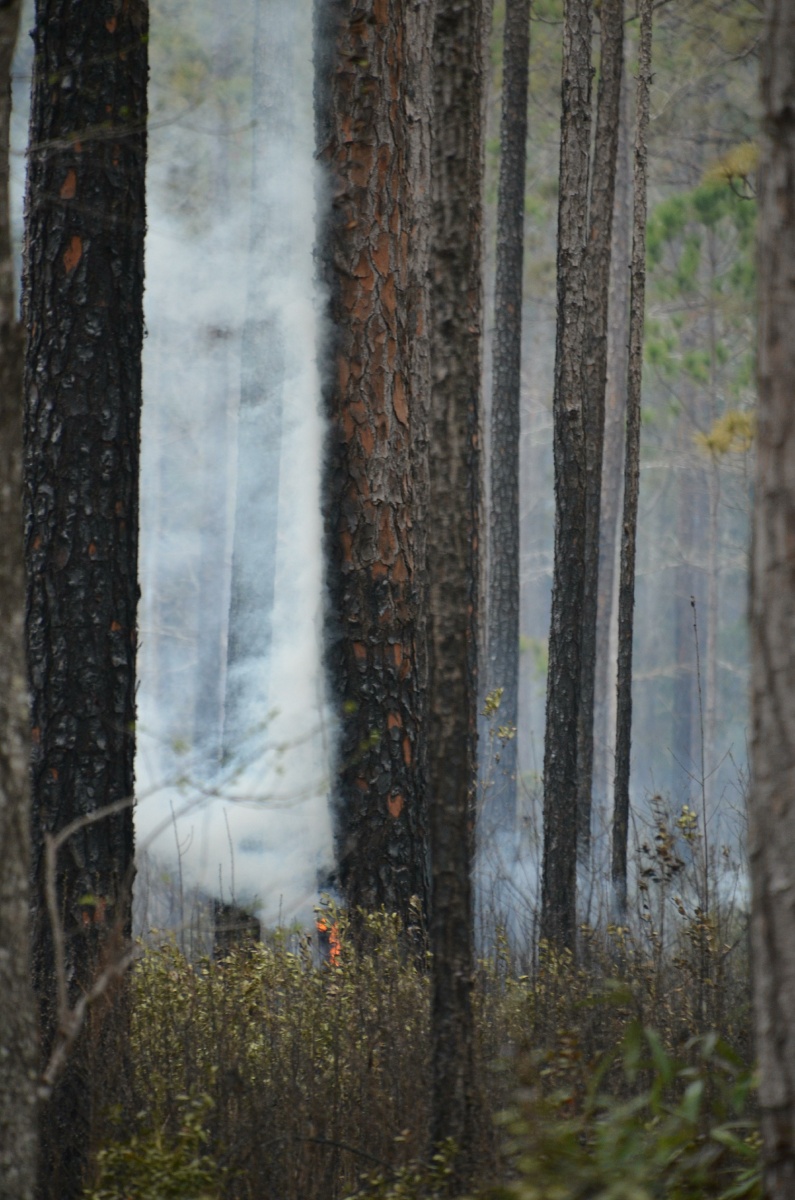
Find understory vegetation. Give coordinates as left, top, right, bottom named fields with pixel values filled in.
left=86, top=822, right=757, bottom=1200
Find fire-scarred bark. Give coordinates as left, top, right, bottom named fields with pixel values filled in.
left=315, top=0, right=433, bottom=923
left=428, top=0, right=488, bottom=1169
left=751, top=2, right=795, bottom=1193
left=23, top=2, right=147, bottom=1194
left=540, top=0, right=593, bottom=950
left=0, top=8, right=37, bottom=1196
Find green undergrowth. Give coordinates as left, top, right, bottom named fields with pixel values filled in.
left=85, top=906, right=756, bottom=1200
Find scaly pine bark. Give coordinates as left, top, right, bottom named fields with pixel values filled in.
left=23, top=2, right=148, bottom=1193
left=315, top=0, right=434, bottom=923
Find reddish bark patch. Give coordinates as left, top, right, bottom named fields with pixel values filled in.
left=388, top=794, right=404, bottom=819
left=63, top=235, right=83, bottom=274
left=60, top=169, right=77, bottom=199
left=393, top=374, right=408, bottom=425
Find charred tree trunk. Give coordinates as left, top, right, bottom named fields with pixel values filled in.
left=751, top=3, right=795, bottom=1193
left=0, top=7, right=37, bottom=1195
left=576, top=0, right=623, bottom=862
left=428, top=0, right=488, bottom=1170
left=23, top=3, right=148, bottom=1194
left=540, top=0, right=592, bottom=951
left=315, top=0, right=433, bottom=923
left=485, top=0, right=530, bottom=835
left=611, top=0, right=652, bottom=917
left=592, top=65, right=631, bottom=820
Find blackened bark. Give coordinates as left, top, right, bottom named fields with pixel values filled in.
left=316, top=0, right=433, bottom=923
left=540, top=0, right=592, bottom=950
left=592, top=66, right=630, bottom=817
left=751, top=3, right=795, bottom=1193
left=224, top=1, right=287, bottom=757
left=23, top=2, right=147, bottom=1194
left=0, top=9, right=37, bottom=1195
left=486, top=0, right=530, bottom=834
left=611, top=0, right=652, bottom=917
left=428, top=0, right=488, bottom=1170
left=576, top=0, right=623, bottom=861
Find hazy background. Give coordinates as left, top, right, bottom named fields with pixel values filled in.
left=9, top=1, right=757, bottom=932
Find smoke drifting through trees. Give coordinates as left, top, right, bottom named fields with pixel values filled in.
left=5, top=0, right=758, bottom=939
left=134, top=0, right=332, bottom=927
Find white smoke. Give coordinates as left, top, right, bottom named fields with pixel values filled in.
left=132, top=0, right=333, bottom=929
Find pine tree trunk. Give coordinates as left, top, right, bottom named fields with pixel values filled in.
left=23, top=3, right=148, bottom=1193
left=0, top=8, right=37, bottom=1194
left=486, top=0, right=530, bottom=835
left=315, top=0, right=433, bottom=923
left=611, top=0, right=652, bottom=917
left=540, top=0, right=592, bottom=950
left=576, top=0, right=623, bottom=862
left=751, top=3, right=795, bottom=1191
left=428, top=0, right=488, bottom=1169
left=592, top=65, right=630, bottom=821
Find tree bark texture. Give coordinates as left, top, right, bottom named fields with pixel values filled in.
left=540, top=0, right=592, bottom=950
left=316, top=0, right=433, bottom=923
left=428, top=0, right=488, bottom=1167
left=23, top=2, right=148, bottom=1194
left=592, top=64, right=630, bottom=820
left=485, top=0, right=530, bottom=836
left=751, top=3, right=795, bottom=1193
left=611, top=0, right=652, bottom=917
left=0, top=8, right=37, bottom=1195
left=576, top=0, right=623, bottom=861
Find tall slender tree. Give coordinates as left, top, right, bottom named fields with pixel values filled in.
left=592, top=66, right=631, bottom=816
left=0, top=6, right=37, bottom=1195
left=23, top=2, right=148, bottom=1194
left=750, top=1, right=795, bottom=1192
left=540, top=0, right=593, bottom=950
left=486, top=0, right=530, bottom=833
left=611, top=0, right=653, bottom=916
left=576, top=0, right=624, bottom=860
left=428, top=0, right=488, bottom=1169
left=315, top=0, right=434, bottom=923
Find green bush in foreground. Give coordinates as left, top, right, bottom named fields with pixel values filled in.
left=83, top=903, right=755, bottom=1200
left=350, top=1026, right=760, bottom=1200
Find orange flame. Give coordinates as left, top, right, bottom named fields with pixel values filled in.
left=316, top=918, right=341, bottom=967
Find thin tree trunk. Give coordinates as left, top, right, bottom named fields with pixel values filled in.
left=540, top=0, right=592, bottom=950
left=428, top=0, right=488, bottom=1170
left=704, top=231, right=720, bottom=811
left=23, top=3, right=148, bottom=1194
left=751, top=3, right=795, bottom=1192
left=611, top=0, right=652, bottom=918
left=0, top=7, right=37, bottom=1194
left=576, top=0, right=624, bottom=862
left=672, top=435, right=696, bottom=800
left=592, top=64, right=631, bottom=822
left=486, top=0, right=530, bottom=836
left=315, top=0, right=433, bottom=923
